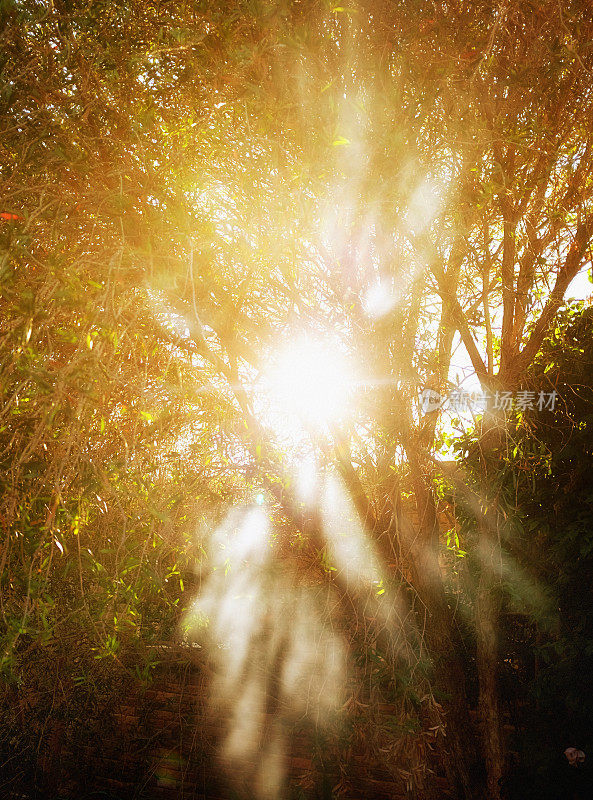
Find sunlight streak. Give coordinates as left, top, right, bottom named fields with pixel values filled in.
left=184, top=504, right=348, bottom=799
left=405, top=179, right=443, bottom=236
left=321, top=473, right=381, bottom=590
left=294, top=453, right=320, bottom=506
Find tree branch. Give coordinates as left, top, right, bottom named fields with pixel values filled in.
left=511, top=215, right=593, bottom=381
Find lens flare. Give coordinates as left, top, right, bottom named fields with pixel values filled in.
left=262, top=334, right=357, bottom=435
left=363, top=278, right=398, bottom=319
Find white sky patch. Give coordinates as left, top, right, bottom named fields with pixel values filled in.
left=567, top=264, right=593, bottom=301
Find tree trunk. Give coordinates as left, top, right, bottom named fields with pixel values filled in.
left=474, top=422, right=507, bottom=800
left=476, top=558, right=503, bottom=800
left=426, top=600, right=481, bottom=800
left=400, top=474, right=482, bottom=799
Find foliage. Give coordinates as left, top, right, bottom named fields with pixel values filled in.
left=515, top=306, right=593, bottom=741
left=449, top=303, right=593, bottom=791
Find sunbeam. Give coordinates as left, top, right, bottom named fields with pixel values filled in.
left=183, top=504, right=349, bottom=799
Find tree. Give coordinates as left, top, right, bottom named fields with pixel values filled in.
left=450, top=303, right=593, bottom=797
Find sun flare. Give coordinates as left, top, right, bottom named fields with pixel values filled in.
left=261, top=334, right=357, bottom=435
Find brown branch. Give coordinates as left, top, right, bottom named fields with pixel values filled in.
left=512, top=141, right=593, bottom=352
left=482, top=222, right=494, bottom=375
left=511, top=214, right=593, bottom=381
left=497, top=158, right=517, bottom=375
left=407, top=231, right=489, bottom=385
left=430, top=260, right=489, bottom=384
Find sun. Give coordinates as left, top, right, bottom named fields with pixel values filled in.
left=260, top=334, right=357, bottom=436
